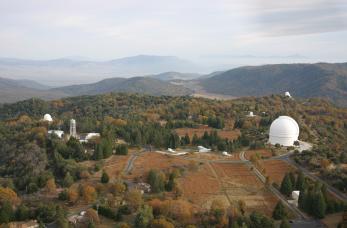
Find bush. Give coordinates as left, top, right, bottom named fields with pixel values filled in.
left=116, top=144, right=128, bottom=155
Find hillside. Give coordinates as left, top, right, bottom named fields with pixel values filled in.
left=52, top=77, right=193, bottom=96
left=147, top=71, right=201, bottom=81
left=0, top=55, right=201, bottom=86
left=199, top=62, right=347, bottom=107
left=0, top=77, right=66, bottom=103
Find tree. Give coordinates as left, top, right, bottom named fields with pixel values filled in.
left=295, top=171, right=305, bottom=191
left=101, top=170, right=110, bottom=183
left=280, top=219, right=290, bottom=228
left=82, top=185, right=97, bottom=203
left=126, top=189, right=143, bottom=211
left=0, top=201, right=14, bottom=223
left=313, top=191, right=326, bottom=219
left=165, top=172, right=175, bottom=192
left=148, top=170, right=165, bottom=193
left=298, top=190, right=306, bottom=210
left=272, top=201, right=287, bottom=220
left=15, top=204, right=30, bottom=221
left=150, top=218, right=175, bottom=228
left=116, top=144, right=128, bottom=155
left=289, top=172, right=296, bottom=188
left=45, top=178, right=56, bottom=194
left=0, top=187, right=21, bottom=206
left=67, top=188, right=79, bottom=204
left=134, top=205, right=153, bottom=228
left=280, top=173, right=293, bottom=197
left=63, top=172, right=74, bottom=187
left=56, top=206, right=69, bottom=228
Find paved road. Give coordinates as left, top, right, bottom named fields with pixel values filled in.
left=239, top=150, right=308, bottom=220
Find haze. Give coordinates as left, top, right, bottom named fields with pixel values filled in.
left=1, top=0, right=347, bottom=67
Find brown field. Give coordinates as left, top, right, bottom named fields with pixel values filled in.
left=211, top=163, right=278, bottom=216
left=175, top=126, right=240, bottom=141
left=244, top=149, right=273, bottom=160
left=178, top=163, right=221, bottom=208
left=260, top=160, right=295, bottom=185
left=178, top=161, right=279, bottom=216
left=184, top=151, right=240, bottom=161
left=126, top=152, right=190, bottom=181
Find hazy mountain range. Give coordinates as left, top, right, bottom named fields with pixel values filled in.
left=0, top=60, right=347, bottom=107
left=0, top=55, right=203, bottom=86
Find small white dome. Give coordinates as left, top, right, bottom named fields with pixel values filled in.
left=43, top=114, right=53, bottom=122
left=284, top=91, right=291, bottom=97
left=269, top=116, right=299, bottom=146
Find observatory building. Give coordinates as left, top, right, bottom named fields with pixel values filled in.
left=70, top=119, right=77, bottom=138
left=269, top=116, right=299, bottom=146
left=43, top=114, right=53, bottom=122
left=284, top=91, right=291, bottom=97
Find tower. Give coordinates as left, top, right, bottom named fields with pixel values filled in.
left=70, top=119, right=77, bottom=138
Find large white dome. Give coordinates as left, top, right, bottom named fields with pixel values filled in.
left=43, top=114, right=53, bottom=122
left=269, top=116, right=299, bottom=146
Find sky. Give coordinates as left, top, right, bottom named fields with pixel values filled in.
left=0, top=0, right=347, bottom=66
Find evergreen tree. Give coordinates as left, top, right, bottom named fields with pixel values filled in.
left=183, top=134, right=190, bottom=145
left=93, top=144, right=104, bottom=160
left=295, top=171, right=305, bottom=191
left=147, top=170, right=165, bottom=193
left=15, top=204, right=30, bottom=221
left=289, top=172, right=296, bottom=189
left=313, top=191, right=327, bottom=219
left=280, top=173, right=293, bottom=197
left=101, top=170, right=110, bottom=183
left=192, top=134, right=199, bottom=145
left=0, top=201, right=14, bottom=223
left=63, top=172, right=74, bottom=187
left=272, top=201, right=287, bottom=220
left=165, top=173, right=175, bottom=192
left=298, top=190, right=306, bottom=210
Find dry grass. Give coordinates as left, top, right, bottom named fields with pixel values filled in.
left=244, top=149, right=273, bottom=160
left=175, top=126, right=240, bottom=141
left=126, top=152, right=190, bottom=181
left=260, top=160, right=295, bottom=185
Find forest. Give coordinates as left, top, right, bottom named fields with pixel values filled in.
left=0, top=93, right=346, bottom=227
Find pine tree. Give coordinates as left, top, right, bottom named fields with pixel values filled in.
left=101, top=170, right=109, bottom=183
left=298, top=190, right=306, bottom=210
left=272, top=201, right=287, bottom=220
left=192, top=134, right=199, bottom=145
left=289, top=172, right=296, bottom=189
left=280, top=173, right=293, bottom=197
left=0, top=201, right=14, bottom=223
left=63, top=172, right=74, bottom=187
left=295, top=171, right=305, bottom=191
left=313, top=191, right=327, bottom=219
left=94, top=144, right=104, bottom=160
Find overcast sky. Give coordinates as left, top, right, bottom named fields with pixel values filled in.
left=1, top=0, right=346, bottom=65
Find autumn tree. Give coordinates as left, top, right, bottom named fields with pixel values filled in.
left=134, top=205, right=153, bottom=228
left=126, top=189, right=143, bottom=211
left=150, top=218, right=175, bottom=228
left=82, top=185, right=97, bottom=203
left=45, top=178, right=57, bottom=194
left=86, top=208, right=100, bottom=224
left=67, top=188, right=79, bottom=204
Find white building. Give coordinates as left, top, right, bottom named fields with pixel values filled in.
left=247, top=111, right=256, bottom=117
left=48, top=130, right=64, bottom=138
left=79, top=133, right=100, bottom=143
left=198, top=146, right=211, bottom=153
left=292, top=191, right=300, bottom=201
left=284, top=91, right=292, bottom=98
left=269, top=116, right=299, bottom=146
left=43, top=114, right=53, bottom=122
left=70, top=119, right=77, bottom=138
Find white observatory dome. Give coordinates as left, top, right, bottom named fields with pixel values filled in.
left=43, top=114, right=53, bottom=122
left=269, top=116, right=299, bottom=146
left=284, top=91, right=291, bottom=97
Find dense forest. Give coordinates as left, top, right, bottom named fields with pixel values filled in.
left=0, top=93, right=346, bottom=226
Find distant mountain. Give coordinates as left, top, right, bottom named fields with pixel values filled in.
left=199, top=62, right=347, bottom=107
left=52, top=77, right=193, bottom=97
left=0, top=55, right=202, bottom=86
left=0, top=77, right=66, bottom=103
left=147, top=72, right=201, bottom=81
